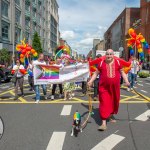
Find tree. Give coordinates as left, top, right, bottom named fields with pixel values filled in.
left=0, top=48, right=10, bottom=64
left=32, top=32, right=43, bottom=54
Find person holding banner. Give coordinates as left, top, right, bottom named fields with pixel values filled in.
left=63, top=56, right=75, bottom=100
left=51, top=58, right=63, bottom=100
left=33, top=53, right=47, bottom=103
left=88, top=49, right=130, bottom=131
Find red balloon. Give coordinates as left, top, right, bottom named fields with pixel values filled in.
left=20, top=45, right=24, bottom=49
left=21, top=49, right=26, bottom=55
left=131, top=32, right=137, bottom=38
left=148, top=49, right=150, bottom=54
left=26, top=46, right=32, bottom=51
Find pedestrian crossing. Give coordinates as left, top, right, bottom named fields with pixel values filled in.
left=43, top=104, right=150, bottom=150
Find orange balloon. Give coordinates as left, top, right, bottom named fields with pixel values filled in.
left=31, top=49, right=35, bottom=53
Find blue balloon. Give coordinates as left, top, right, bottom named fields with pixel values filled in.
left=130, top=49, right=134, bottom=55
left=139, top=52, right=144, bottom=57
left=145, top=43, right=149, bottom=49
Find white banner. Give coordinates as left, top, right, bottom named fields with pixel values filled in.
left=33, top=63, right=89, bottom=85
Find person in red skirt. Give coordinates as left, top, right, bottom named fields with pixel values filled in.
left=88, top=49, right=130, bottom=131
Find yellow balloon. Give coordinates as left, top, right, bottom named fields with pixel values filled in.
left=138, top=48, right=143, bottom=53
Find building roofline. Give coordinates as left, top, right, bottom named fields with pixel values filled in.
left=104, top=7, right=140, bottom=35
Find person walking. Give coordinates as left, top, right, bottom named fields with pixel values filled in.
left=88, top=49, right=130, bottom=131
left=127, top=56, right=139, bottom=91
left=27, top=60, right=34, bottom=91
left=51, top=58, right=63, bottom=100
left=33, top=53, right=47, bottom=103
left=12, top=59, right=25, bottom=100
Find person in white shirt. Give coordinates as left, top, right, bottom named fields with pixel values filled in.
left=33, top=53, right=47, bottom=103
left=12, top=59, right=25, bottom=100
left=127, top=56, right=139, bottom=91
left=27, top=60, right=34, bottom=91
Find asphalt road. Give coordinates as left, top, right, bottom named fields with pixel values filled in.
left=0, top=77, right=149, bottom=150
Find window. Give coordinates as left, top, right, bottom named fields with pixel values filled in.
left=32, top=9, right=36, bottom=17
left=25, top=32, right=30, bottom=42
left=25, top=19, right=30, bottom=28
left=15, top=0, right=20, bottom=6
left=15, top=27, right=21, bottom=43
left=15, top=9, right=21, bottom=24
left=2, top=1, right=9, bottom=17
left=2, top=21, right=9, bottom=40
left=25, top=4, right=30, bottom=11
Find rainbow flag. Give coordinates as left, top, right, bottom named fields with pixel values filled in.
left=37, top=65, right=59, bottom=79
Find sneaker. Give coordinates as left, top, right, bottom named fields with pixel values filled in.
left=72, top=93, right=75, bottom=97
left=44, top=95, right=48, bottom=100
left=130, top=88, right=133, bottom=91
left=94, top=97, right=97, bottom=101
left=51, top=95, right=54, bottom=100
left=98, top=125, right=107, bottom=131
left=69, top=96, right=73, bottom=100
left=59, top=94, right=62, bottom=98
left=35, top=100, right=40, bottom=104
left=127, top=88, right=130, bottom=92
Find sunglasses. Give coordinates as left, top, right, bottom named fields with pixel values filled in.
left=106, top=53, right=113, bottom=55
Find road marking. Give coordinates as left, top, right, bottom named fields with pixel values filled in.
left=138, top=81, right=143, bottom=83
left=137, top=83, right=143, bottom=86
left=121, top=95, right=139, bottom=102
left=133, top=86, right=137, bottom=88
left=146, top=83, right=150, bottom=85
left=10, top=91, right=27, bottom=103
left=141, top=90, right=148, bottom=93
left=91, top=134, right=125, bottom=150
left=135, top=110, right=150, bottom=121
left=60, top=105, right=72, bottom=116
left=46, top=132, right=66, bottom=150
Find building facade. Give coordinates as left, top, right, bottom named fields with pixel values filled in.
left=0, top=0, right=59, bottom=55
left=104, top=8, right=140, bottom=60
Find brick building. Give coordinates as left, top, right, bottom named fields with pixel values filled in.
left=139, top=0, right=150, bottom=63
left=104, top=8, right=140, bottom=60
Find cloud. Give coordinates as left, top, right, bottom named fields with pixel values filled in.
left=57, top=0, right=140, bottom=55
left=61, top=30, right=76, bottom=40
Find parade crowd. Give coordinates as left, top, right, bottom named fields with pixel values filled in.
left=0, top=49, right=142, bottom=130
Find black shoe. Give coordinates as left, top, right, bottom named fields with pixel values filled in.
left=14, top=96, right=18, bottom=100
left=21, top=94, right=25, bottom=97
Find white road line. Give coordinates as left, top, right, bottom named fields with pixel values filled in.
left=137, top=83, right=143, bottom=86
left=141, top=90, right=148, bottom=93
left=46, top=132, right=66, bottom=150
left=146, top=83, right=150, bottom=85
left=135, top=110, right=150, bottom=121
left=133, top=86, right=137, bottom=88
left=138, top=81, right=143, bottom=83
left=91, top=134, right=125, bottom=150
left=60, top=105, right=72, bottom=116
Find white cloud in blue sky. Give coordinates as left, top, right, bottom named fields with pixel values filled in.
left=57, top=0, right=140, bottom=55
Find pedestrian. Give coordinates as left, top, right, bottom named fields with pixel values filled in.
left=63, top=56, right=75, bottom=100
left=88, top=49, right=130, bottom=131
left=127, top=56, right=139, bottom=91
left=93, top=54, right=102, bottom=101
left=33, top=53, right=48, bottom=103
left=12, top=59, right=25, bottom=100
left=27, top=60, right=34, bottom=91
left=51, top=58, right=63, bottom=100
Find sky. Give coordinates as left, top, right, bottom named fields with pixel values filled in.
left=57, top=0, right=140, bottom=55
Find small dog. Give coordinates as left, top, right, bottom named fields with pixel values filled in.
left=71, top=111, right=82, bottom=137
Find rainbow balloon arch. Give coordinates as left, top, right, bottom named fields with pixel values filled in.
left=16, top=38, right=38, bottom=66
left=127, top=28, right=150, bottom=60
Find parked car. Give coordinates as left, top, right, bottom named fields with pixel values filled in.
left=0, top=67, right=12, bottom=83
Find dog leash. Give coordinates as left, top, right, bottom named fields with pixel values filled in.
left=133, top=88, right=150, bottom=102
left=81, top=87, right=94, bottom=129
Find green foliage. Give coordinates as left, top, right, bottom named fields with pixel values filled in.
left=32, top=32, right=43, bottom=54
left=138, top=72, right=150, bottom=78
left=0, top=48, right=10, bottom=63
